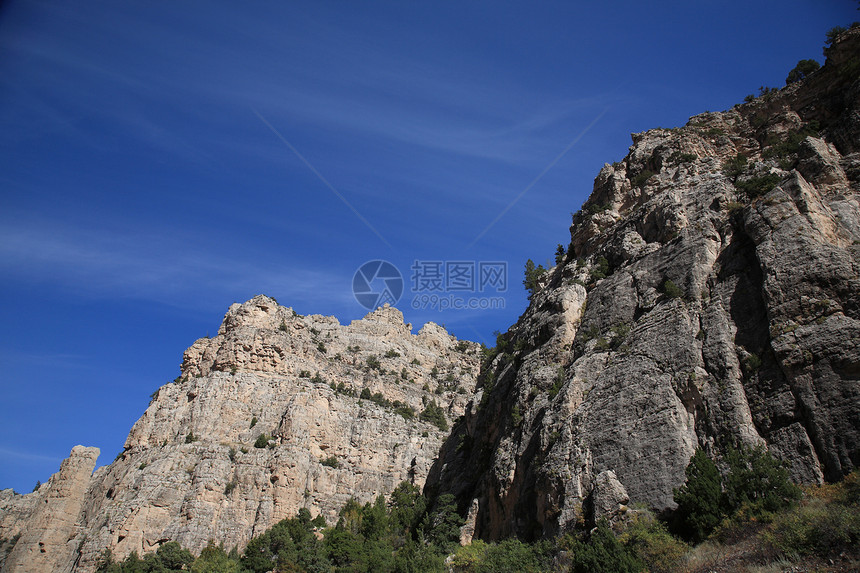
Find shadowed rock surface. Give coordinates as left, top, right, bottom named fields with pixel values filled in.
left=426, top=28, right=860, bottom=542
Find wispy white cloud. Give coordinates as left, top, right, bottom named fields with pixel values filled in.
left=0, top=220, right=353, bottom=310
left=0, top=447, right=63, bottom=465
left=0, top=351, right=89, bottom=370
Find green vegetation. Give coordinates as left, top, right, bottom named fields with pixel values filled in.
left=366, top=355, right=381, bottom=370
left=510, top=404, right=522, bottom=427
left=608, top=323, right=631, bottom=350
left=331, top=381, right=357, bottom=398
left=94, top=464, right=859, bottom=573
left=619, top=514, right=687, bottom=573
left=420, top=400, right=448, bottom=431
left=762, top=122, right=820, bottom=160
left=184, top=432, right=198, bottom=444
left=735, top=173, right=781, bottom=198
left=743, top=352, right=763, bottom=373
left=567, top=519, right=644, bottom=573
left=554, top=244, right=566, bottom=265
left=668, top=151, right=697, bottom=165
left=384, top=349, right=400, bottom=358
left=96, top=541, right=194, bottom=573
left=523, top=259, right=547, bottom=297
left=786, top=58, right=820, bottom=84
left=548, top=366, right=565, bottom=399
left=452, top=538, right=553, bottom=572
left=586, top=202, right=610, bottom=215
left=758, top=85, right=777, bottom=100
left=91, top=485, right=456, bottom=573
left=321, top=455, right=340, bottom=469
left=673, top=449, right=723, bottom=542
left=357, top=387, right=416, bottom=420
left=253, top=433, right=271, bottom=449
left=661, top=279, right=684, bottom=300
left=722, top=153, right=747, bottom=181
left=766, top=471, right=860, bottom=560
left=631, top=169, right=656, bottom=188
left=674, top=445, right=801, bottom=542
left=589, top=256, right=609, bottom=282
left=825, top=25, right=847, bottom=48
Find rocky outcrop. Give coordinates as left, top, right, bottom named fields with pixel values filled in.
left=1, top=297, right=479, bottom=572
left=427, top=28, right=860, bottom=541
left=3, top=28, right=859, bottom=573
left=1, top=446, right=99, bottom=573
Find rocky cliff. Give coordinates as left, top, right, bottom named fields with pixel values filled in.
left=426, top=28, right=860, bottom=541
left=0, top=297, right=479, bottom=572
left=3, top=27, right=860, bottom=573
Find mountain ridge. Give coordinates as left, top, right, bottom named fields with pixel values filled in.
left=426, top=25, right=860, bottom=542
left=2, top=25, right=859, bottom=573
left=2, top=297, right=480, bottom=572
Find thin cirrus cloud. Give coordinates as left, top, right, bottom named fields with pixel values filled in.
left=0, top=447, right=63, bottom=465
left=1, top=2, right=613, bottom=199
left=0, top=221, right=351, bottom=310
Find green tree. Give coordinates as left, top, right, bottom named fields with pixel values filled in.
left=589, top=256, right=609, bottom=282
left=786, top=59, right=820, bottom=84
left=476, top=538, right=552, bottom=573
left=393, top=538, right=445, bottom=573
left=674, top=448, right=723, bottom=541
left=723, top=444, right=801, bottom=517
left=661, top=279, right=684, bottom=300
left=569, top=519, right=644, bottom=573
left=825, top=25, right=847, bottom=46
left=423, top=493, right=463, bottom=552
left=420, top=401, right=448, bottom=431
left=190, top=541, right=239, bottom=573
left=554, top=244, right=566, bottom=265
left=154, top=541, right=194, bottom=571
left=389, top=481, right=426, bottom=536
left=673, top=449, right=723, bottom=541
left=523, top=259, right=546, bottom=297
left=94, top=549, right=122, bottom=573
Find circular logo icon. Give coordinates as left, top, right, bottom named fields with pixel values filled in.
left=352, top=260, right=404, bottom=310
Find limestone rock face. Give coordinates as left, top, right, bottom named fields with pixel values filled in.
left=1, top=446, right=99, bottom=573
left=589, top=470, right=629, bottom=526
left=1, top=298, right=479, bottom=572
left=427, top=28, right=860, bottom=541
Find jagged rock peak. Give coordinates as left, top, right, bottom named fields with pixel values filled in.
left=2, top=446, right=99, bottom=573
left=1, top=297, right=480, bottom=572
left=427, top=27, right=860, bottom=542
left=359, top=303, right=408, bottom=326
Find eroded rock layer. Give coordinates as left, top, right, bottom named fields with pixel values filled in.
left=1, top=297, right=479, bottom=572
left=427, top=28, right=860, bottom=542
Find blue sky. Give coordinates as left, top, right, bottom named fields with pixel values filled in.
left=0, top=0, right=855, bottom=492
